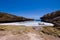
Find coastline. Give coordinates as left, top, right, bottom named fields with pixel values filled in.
left=0, top=21, right=54, bottom=27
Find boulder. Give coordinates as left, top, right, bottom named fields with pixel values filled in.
left=40, top=10, right=60, bottom=26
left=0, top=12, right=34, bottom=23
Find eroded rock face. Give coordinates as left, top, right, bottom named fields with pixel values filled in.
left=0, top=12, right=34, bottom=23
left=40, top=10, right=60, bottom=26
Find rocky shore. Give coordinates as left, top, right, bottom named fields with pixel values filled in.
left=0, top=12, right=34, bottom=23
left=0, top=10, right=60, bottom=40
left=39, top=10, right=60, bottom=40
left=40, top=10, right=60, bottom=27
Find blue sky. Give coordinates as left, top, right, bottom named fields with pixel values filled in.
left=0, top=0, right=60, bottom=19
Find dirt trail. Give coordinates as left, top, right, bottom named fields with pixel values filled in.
left=0, top=32, right=60, bottom=40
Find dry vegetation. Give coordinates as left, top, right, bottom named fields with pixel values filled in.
left=0, top=25, right=60, bottom=40
left=0, top=25, right=60, bottom=37
left=40, top=26, right=60, bottom=37
left=0, top=25, right=38, bottom=35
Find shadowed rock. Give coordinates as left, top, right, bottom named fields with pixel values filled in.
left=0, top=12, right=34, bottom=23
left=40, top=10, right=60, bottom=26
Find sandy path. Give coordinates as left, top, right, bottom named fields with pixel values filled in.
left=0, top=32, right=60, bottom=40
left=0, top=32, right=45, bottom=40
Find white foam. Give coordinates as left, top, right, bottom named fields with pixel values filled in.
left=0, top=21, right=54, bottom=26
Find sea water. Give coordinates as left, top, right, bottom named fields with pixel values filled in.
left=0, top=20, right=54, bottom=26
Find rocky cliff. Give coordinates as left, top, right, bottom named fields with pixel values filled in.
left=40, top=10, right=60, bottom=27
left=0, top=12, right=34, bottom=23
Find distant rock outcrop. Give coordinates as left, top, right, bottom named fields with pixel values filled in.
left=0, top=12, right=34, bottom=23
left=40, top=10, right=60, bottom=27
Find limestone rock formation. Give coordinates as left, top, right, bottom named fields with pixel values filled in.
left=40, top=10, right=60, bottom=26
left=0, top=12, right=34, bottom=23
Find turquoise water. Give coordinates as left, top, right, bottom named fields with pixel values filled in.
left=16, top=20, right=41, bottom=24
